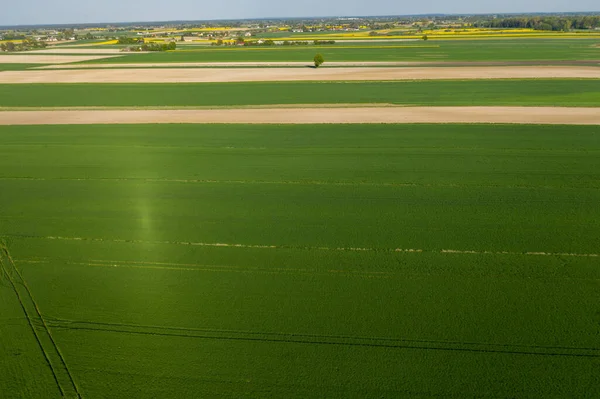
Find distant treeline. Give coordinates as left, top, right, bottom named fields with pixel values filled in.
left=474, top=16, right=600, bottom=31
left=1, top=33, right=26, bottom=40
left=243, top=39, right=276, bottom=46
left=122, top=42, right=177, bottom=52
left=142, top=42, right=176, bottom=51
left=281, top=41, right=309, bottom=46
left=212, top=39, right=336, bottom=47
left=117, top=37, right=144, bottom=44
left=0, top=38, right=47, bottom=52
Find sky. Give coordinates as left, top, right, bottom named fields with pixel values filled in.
left=3, top=0, right=599, bottom=26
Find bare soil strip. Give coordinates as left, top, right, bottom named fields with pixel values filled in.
left=0, top=107, right=598, bottom=125
left=1, top=66, right=598, bottom=83
left=0, top=54, right=121, bottom=64
left=34, top=60, right=600, bottom=69
left=34, top=61, right=445, bottom=69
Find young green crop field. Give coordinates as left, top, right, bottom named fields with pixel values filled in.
left=77, top=38, right=600, bottom=63
left=0, top=63, right=44, bottom=71
left=2, top=79, right=600, bottom=108
left=1, top=123, right=599, bottom=397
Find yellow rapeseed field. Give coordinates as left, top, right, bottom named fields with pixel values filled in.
left=277, top=29, right=600, bottom=40
left=179, top=27, right=251, bottom=32
left=93, top=40, right=119, bottom=45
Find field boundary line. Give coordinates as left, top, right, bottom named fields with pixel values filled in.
left=0, top=103, right=407, bottom=111
left=0, top=244, right=81, bottom=398
left=7, top=234, right=600, bottom=258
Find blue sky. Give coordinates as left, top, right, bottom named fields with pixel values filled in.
left=3, top=0, right=599, bottom=26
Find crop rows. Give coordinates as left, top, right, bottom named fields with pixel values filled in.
left=1, top=79, right=600, bottom=108
left=1, top=123, right=599, bottom=397
left=79, top=38, right=600, bottom=63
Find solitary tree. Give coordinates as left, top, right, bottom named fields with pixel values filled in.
left=314, top=53, right=324, bottom=68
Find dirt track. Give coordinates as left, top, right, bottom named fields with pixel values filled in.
left=1, top=107, right=598, bottom=125
left=1, top=66, right=598, bottom=83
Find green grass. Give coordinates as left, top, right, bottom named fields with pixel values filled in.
left=0, top=63, right=41, bottom=71
left=79, top=38, right=600, bottom=63
left=2, top=79, right=600, bottom=108
left=1, top=123, right=599, bottom=397
left=9, top=239, right=600, bottom=398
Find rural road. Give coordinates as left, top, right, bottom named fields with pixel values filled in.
left=1, top=107, right=599, bottom=125
left=1, top=66, right=599, bottom=83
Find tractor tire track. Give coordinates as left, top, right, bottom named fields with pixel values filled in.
left=0, top=245, right=81, bottom=398
left=43, top=317, right=600, bottom=359
left=16, top=258, right=599, bottom=282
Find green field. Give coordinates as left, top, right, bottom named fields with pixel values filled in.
left=2, top=79, right=600, bottom=108
left=1, top=123, right=599, bottom=397
left=2, top=32, right=600, bottom=397
left=0, top=63, right=43, bottom=71
left=79, top=39, right=600, bottom=63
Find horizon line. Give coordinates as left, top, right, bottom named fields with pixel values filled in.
left=2, top=10, right=600, bottom=30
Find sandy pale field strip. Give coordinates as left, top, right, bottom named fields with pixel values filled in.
left=35, top=61, right=600, bottom=69
left=1, top=107, right=598, bottom=125
left=0, top=54, right=122, bottom=64
left=35, top=61, right=441, bottom=69
left=1, top=66, right=598, bottom=83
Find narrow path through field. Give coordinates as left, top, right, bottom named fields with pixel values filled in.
left=1, top=107, right=598, bottom=125
left=1, top=66, right=599, bottom=83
